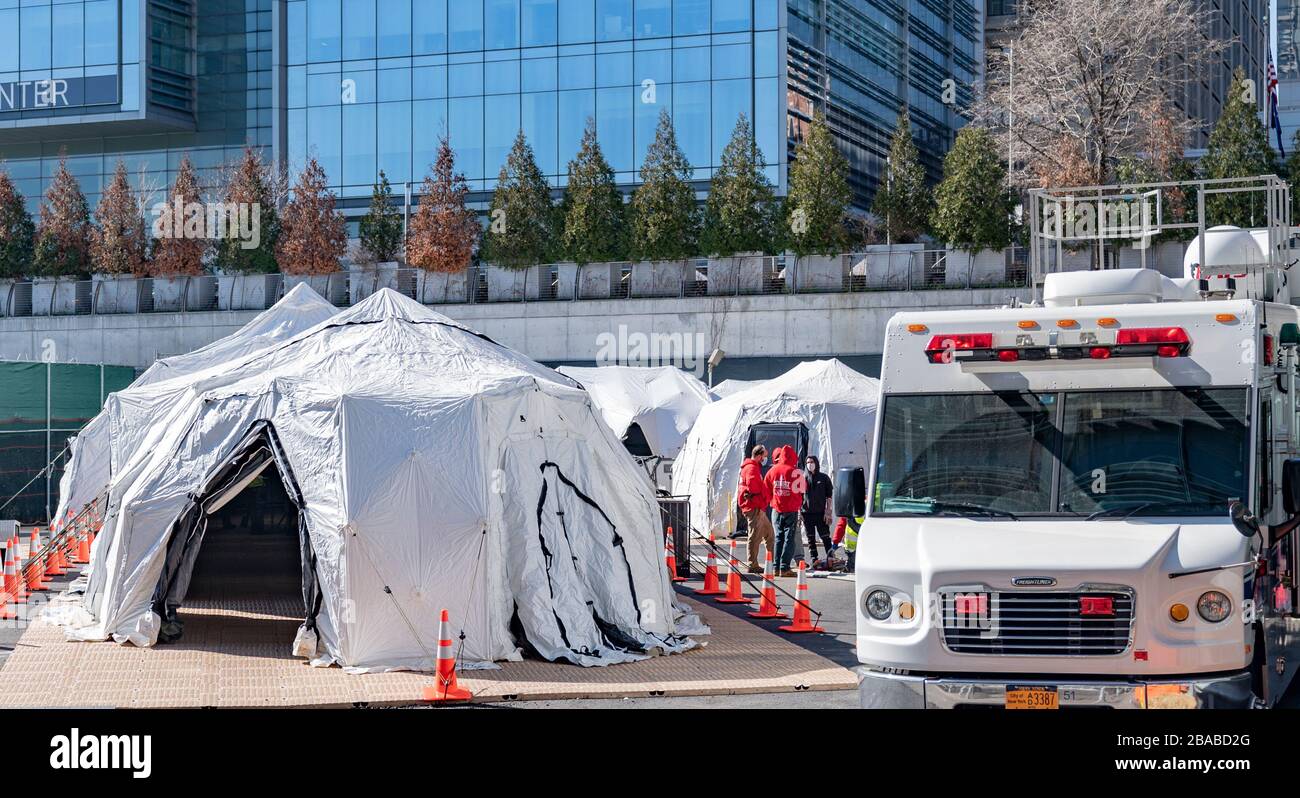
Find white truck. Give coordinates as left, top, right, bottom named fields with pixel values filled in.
left=843, top=177, right=1300, bottom=709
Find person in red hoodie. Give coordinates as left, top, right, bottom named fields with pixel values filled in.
left=736, top=445, right=774, bottom=573
left=764, top=445, right=805, bottom=576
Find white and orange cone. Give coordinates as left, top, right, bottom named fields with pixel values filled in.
left=779, top=561, right=824, bottom=633
left=747, top=549, right=788, bottom=620
left=664, top=526, right=686, bottom=583
left=694, top=535, right=725, bottom=596
left=716, top=539, right=753, bottom=605
left=421, top=609, right=473, bottom=702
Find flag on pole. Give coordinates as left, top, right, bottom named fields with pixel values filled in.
left=1269, top=60, right=1287, bottom=159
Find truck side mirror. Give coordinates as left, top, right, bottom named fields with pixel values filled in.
left=1284, top=459, right=1300, bottom=515
left=1229, top=500, right=1258, bottom=538
left=834, top=467, right=865, bottom=519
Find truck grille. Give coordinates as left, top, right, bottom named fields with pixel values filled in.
left=938, top=588, right=1135, bottom=656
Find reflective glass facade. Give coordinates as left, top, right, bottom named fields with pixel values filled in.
left=0, top=0, right=271, bottom=215
left=283, top=0, right=784, bottom=197
left=0, top=0, right=980, bottom=222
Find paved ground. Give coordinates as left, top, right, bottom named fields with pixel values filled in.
left=0, top=533, right=858, bottom=708
left=486, top=537, right=860, bottom=708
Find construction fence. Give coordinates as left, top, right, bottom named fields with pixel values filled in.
left=0, top=362, right=136, bottom=524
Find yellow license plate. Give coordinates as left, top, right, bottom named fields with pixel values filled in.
left=1005, top=686, right=1059, bottom=710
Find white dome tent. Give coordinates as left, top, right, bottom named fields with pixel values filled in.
left=671, top=359, right=880, bottom=538
left=66, top=289, right=699, bottom=671
left=53, top=283, right=341, bottom=529
left=555, top=365, right=713, bottom=459
left=710, top=378, right=764, bottom=399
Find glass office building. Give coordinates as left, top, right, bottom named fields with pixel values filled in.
left=0, top=0, right=978, bottom=222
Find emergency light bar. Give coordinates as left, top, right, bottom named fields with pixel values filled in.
left=924, top=327, right=1191, bottom=364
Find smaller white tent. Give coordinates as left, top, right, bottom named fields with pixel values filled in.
left=53, top=284, right=339, bottom=526
left=556, top=365, right=712, bottom=459
left=672, top=359, right=880, bottom=537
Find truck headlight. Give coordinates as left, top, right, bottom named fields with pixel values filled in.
left=1197, top=591, right=1232, bottom=623
left=865, top=590, right=893, bottom=620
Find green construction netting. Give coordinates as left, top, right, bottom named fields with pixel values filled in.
left=0, top=363, right=137, bottom=523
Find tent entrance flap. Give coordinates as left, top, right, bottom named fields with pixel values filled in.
left=150, top=422, right=321, bottom=643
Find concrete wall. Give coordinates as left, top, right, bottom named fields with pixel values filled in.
left=0, top=286, right=1033, bottom=378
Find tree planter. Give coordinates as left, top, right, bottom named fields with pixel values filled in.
left=217, top=273, right=280, bottom=310
left=793, top=254, right=844, bottom=292
left=284, top=273, right=347, bottom=305
left=554, top=262, right=579, bottom=299
left=32, top=277, right=78, bottom=316
left=707, top=253, right=767, bottom=295
left=348, top=261, right=399, bottom=304
left=577, top=262, right=617, bottom=299
left=152, top=274, right=216, bottom=312
left=417, top=269, right=469, bottom=304
left=91, top=274, right=142, bottom=314
left=856, top=243, right=924, bottom=289
left=484, top=263, right=545, bottom=302
left=944, top=248, right=1006, bottom=287
left=629, top=260, right=684, bottom=298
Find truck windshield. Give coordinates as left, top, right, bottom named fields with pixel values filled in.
left=873, top=388, right=1249, bottom=517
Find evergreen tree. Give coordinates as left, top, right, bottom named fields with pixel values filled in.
left=215, top=146, right=280, bottom=274
left=930, top=126, right=1016, bottom=252
left=785, top=112, right=851, bottom=256
left=1200, top=66, right=1279, bottom=226
left=481, top=130, right=555, bottom=268
left=151, top=156, right=209, bottom=276
left=408, top=136, right=481, bottom=273
left=629, top=110, right=699, bottom=261
left=701, top=113, right=779, bottom=256
left=870, top=110, right=931, bottom=244
left=0, top=172, right=35, bottom=279
left=277, top=157, right=348, bottom=275
left=359, top=170, right=404, bottom=263
left=562, top=118, right=626, bottom=264
left=33, top=155, right=92, bottom=278
left=91, top=161, right=149, bottom=276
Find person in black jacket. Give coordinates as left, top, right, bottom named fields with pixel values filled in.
left=801, top=455, right=835, bottom=567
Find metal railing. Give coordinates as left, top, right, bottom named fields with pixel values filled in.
left=0, top=248, right=1031, bottom=317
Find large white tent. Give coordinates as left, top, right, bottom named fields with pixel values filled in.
left=710, top=378, right=764, bottom=399
left=671, top=359, right=880, bottom=537
left=555, top=365, right=712, bottom=459
left=66, top=289, right=698, bottom=671
left=53, top=283, right=340, bottom=527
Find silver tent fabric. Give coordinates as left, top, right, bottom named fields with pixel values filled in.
left=53, top=284, right=340, bottom=528
left=65, top=289, right=698, bottom=671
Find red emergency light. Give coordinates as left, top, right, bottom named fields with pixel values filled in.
left=1079, top=596, right=1115, bottom=616
left=1114, top=326, right=1190, bottom=358
left=925, top=333, right=993, bottom=363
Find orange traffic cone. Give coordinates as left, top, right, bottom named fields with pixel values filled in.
left=0, top=547, right=16, bottom=621
left=26, top=529, right=50, bottom=592
left=421, top=609, right=473, bottom=702
left=747, top=549, right=788, bottom=619
left=779, top=561, right=824, bottom=633
left=694, top=535, right=725, bottom=596
left=664, top=527, right=686, bottom=583
left=7, top=535, right=25, bottom=604
left=45, top=541, right=65, bottom=578
left=716, top=540, right=753, bottom=605
left=76, top=527, right=91, bottom=564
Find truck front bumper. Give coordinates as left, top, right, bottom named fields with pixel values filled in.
left=856, top=668, right=1256, bottom=709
